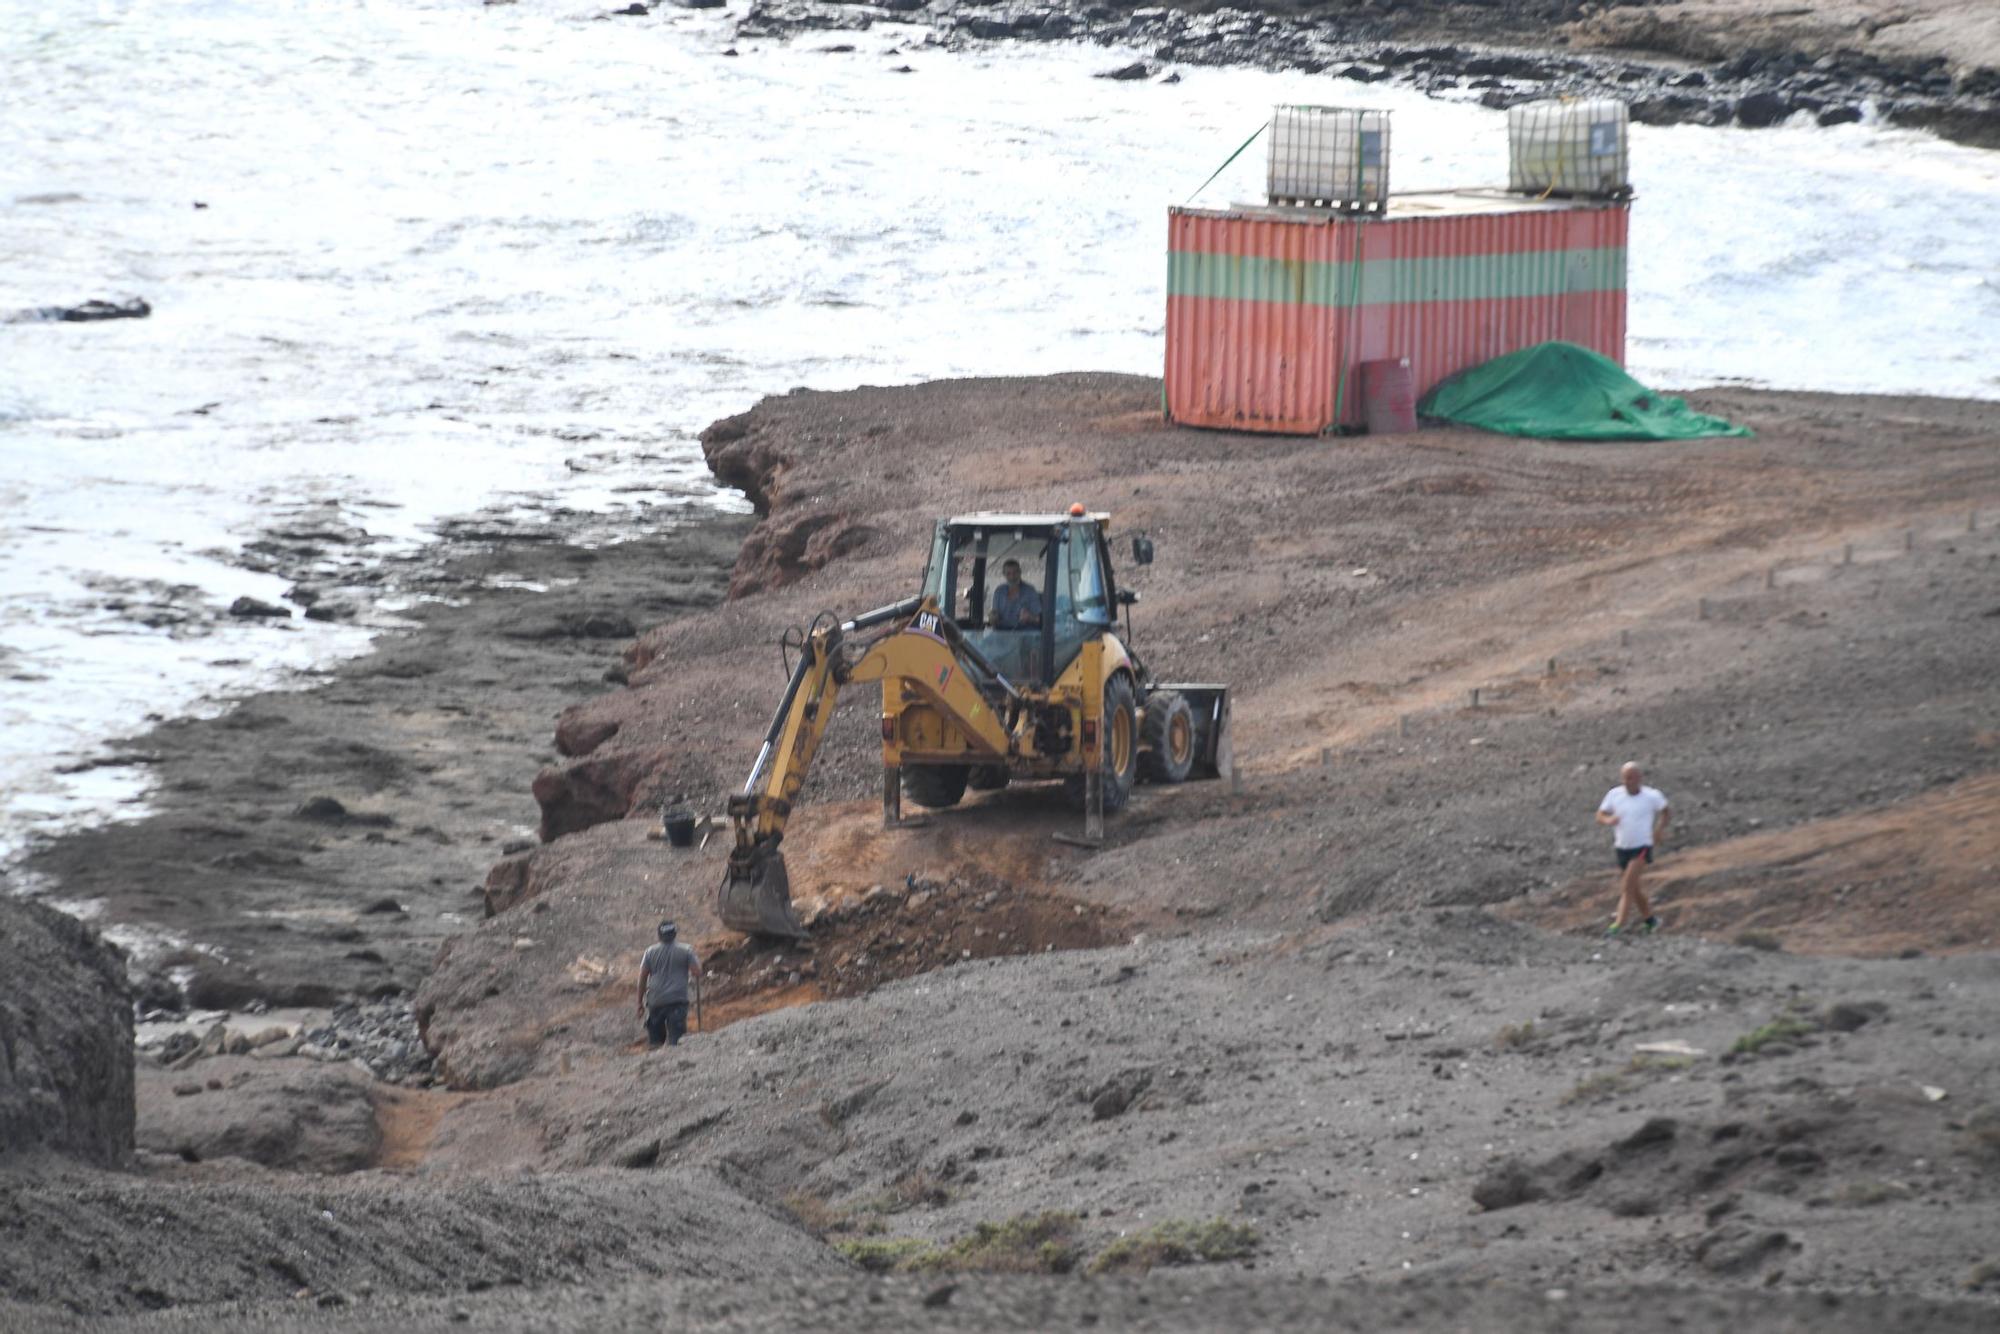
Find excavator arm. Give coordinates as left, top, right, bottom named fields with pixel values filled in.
left=719, top=597, right=1018, bottom=938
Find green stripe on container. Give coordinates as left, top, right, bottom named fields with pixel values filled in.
left=1167, top=248, right=1626, bottom=306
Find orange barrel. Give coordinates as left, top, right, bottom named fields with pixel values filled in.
left=1360, top=358, right=1418, bottom=435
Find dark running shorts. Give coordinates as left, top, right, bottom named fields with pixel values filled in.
left=1617, top=846, right=1652, bottom=870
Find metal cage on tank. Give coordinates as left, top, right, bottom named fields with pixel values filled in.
left=1507, top=98, right=1631, bottom=199
left=1267, top=106, right=1390, bottom=213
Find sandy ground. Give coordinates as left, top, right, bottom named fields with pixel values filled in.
left=5, top=375, right=1998, bottom=1327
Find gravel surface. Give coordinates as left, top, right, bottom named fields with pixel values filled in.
left=6, top=375, right=1996, bottom=1328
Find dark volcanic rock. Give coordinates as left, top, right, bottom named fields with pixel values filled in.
left=228, top=596, right=291, bottom=619
left=0, top=895, right=134, bottom=1168
left=1095, top=60, right=1153, bottom=80
left=1733, top=90, right=1794, bottom=127
left=5, top=297, right=151, bottom=323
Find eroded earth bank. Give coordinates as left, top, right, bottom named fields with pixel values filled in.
left=4, top=375, right=1999, bottom=1330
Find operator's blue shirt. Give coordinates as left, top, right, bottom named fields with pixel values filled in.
left=991, top=580, right=1041, bottom=629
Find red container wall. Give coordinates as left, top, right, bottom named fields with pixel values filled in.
left=1165, top=204, right=1629, bottom=434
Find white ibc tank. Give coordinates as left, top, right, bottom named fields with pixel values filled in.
left=1267, top=106, right=1390, bottom=210
left=1507, top=98, right=1630, bottom=197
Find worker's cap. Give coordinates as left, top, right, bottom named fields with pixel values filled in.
left=657, top=920, right=677, bottom=941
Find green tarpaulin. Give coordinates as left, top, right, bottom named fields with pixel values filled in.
left=1418, top=341, right=1752, bottom=441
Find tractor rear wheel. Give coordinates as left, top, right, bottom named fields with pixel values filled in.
left=1065, top=674, right=1138, bottom=814
left=903, top=763, right=970, bottom=810
left=1138, top=690, right=1196, bottom=784
left=966, top=765, right=1010, bottom=791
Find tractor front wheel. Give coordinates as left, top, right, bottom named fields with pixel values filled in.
left=1138, top=690, right=1196, bottom=785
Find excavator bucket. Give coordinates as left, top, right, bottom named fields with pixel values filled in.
left=719, top=844, right=808, bottom=939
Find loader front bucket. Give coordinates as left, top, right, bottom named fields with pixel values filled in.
left=719, top=843, right=808, bottom=940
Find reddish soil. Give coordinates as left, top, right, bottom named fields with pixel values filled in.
left=698, top=869, right=1130, bottom=1023
left=1506, top=773, right=2000, bottom=956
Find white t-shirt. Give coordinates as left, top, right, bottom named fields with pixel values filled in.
left=1600, top=785, right=1668, bottom=850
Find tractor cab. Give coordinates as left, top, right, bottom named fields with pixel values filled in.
left=920, top=510, right=1139, bottom=687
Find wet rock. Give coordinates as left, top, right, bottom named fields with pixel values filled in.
left=5, top=297, right=151, bottom=323
left=304, top=601, right=358, bottom=622
left=1734, top=91, right=1794, bottom=128
left=1096, top=61, right=1152, bottom=81
left=292, top=796, right=392, bottom=828
left=228, top=596, right=291, bottom=619
left=362, top=896, right=406, bottom=915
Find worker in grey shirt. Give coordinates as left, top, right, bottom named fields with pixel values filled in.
left=636, top=920, right=701, bottom=1048
left=990, top=558, right=1041, bottom=629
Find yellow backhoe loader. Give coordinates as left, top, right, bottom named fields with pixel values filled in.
left=719, top=506, right=1230, bottom=938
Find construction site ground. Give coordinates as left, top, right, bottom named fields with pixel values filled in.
left=5, top=375, right=1999, bottom=1329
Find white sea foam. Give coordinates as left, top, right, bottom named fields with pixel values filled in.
left=2, top=0, right=1995, bottom=864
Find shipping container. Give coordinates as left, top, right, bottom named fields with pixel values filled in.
left=1165, top=191, right=1629, bottom=434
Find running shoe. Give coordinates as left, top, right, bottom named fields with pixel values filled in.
left=1638, top=916, right=1660, bottom=934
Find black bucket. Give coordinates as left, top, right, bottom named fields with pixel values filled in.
left=663, top=811, right=696, bottom=848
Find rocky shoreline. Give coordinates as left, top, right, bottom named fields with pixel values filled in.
left=18, top=507, right=746, bottom=1013
left=710, top=0, right=2000, bottom=147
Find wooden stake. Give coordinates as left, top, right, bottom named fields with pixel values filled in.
left=1620, top=628, right=1630, bottom=648
left=1843, top=543, right=1853, bottom=566
left=1698, top=598, right=1709, bottom=621
left=1470, top=688, right=1481, bottom=709
left=1765, top=565, right=1776, bottom=589
left=1905, top=529, right=1916, bottom=552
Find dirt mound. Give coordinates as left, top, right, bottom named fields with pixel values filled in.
left=0, top=1165, right=839, bottom=1316
left=0, top=894, right=133, bottom=1169
left=701, top=871, right=1129, bottom=1027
